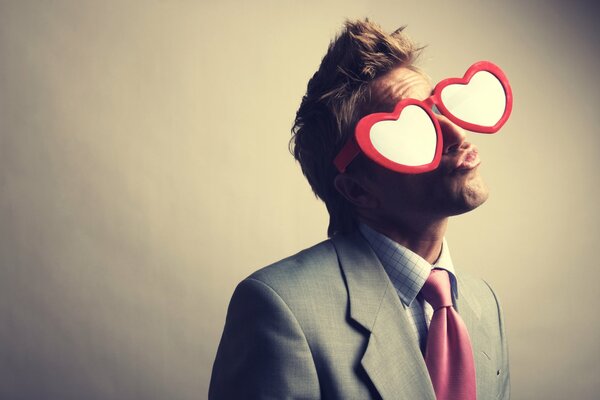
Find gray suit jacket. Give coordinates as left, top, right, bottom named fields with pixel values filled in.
left=209, top=232, right=510, bottom=399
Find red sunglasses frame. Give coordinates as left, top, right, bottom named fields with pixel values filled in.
left=333, top=61, right=513, bottom=174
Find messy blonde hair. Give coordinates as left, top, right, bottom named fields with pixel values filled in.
left=290, top=19, right=422, bottom=236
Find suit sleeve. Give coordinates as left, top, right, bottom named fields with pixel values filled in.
left=209, top=278, right=320, bottom=400
left=484, top=281, right=511, bottom=400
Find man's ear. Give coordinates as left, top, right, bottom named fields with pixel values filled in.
left=334, top=173, right=378, bottom=209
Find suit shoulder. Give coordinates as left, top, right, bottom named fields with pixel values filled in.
left=248, top=239, right=340, bottom=288
left=239, top=239, right=347, bottom=314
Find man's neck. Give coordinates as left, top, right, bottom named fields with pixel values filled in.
left=359, top=216, right=448, bottom=264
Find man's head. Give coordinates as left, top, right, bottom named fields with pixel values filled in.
left=291, top=19, right=488, bottom=237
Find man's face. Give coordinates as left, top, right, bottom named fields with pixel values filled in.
left=358, top=66, right=489, bottom=225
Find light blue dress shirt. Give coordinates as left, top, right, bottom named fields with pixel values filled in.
left=359, top=223, right=458, bottom=352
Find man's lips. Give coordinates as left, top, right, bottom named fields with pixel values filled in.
left=445, top=146, right=481, bottom=172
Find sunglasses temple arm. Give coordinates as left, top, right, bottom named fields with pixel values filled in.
left=333, top=137, right=361, bottom=173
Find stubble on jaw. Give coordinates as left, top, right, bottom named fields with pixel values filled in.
left=442, top=167, right=490, bottom=216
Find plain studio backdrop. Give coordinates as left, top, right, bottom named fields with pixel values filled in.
left=1, top=1, right=599, bottom=399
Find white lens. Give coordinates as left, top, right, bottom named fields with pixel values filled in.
left=440, top=71, right=506, bottom=127
left=369, top=105, right=437, bottom=166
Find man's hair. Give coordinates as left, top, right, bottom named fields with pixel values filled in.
left=290, top=19, right=422, bottom=237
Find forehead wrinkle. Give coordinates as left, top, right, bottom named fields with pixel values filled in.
left=372, top=68, right=433, bottom=110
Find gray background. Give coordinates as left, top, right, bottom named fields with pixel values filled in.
left=1, top=0, right=599, bottom=399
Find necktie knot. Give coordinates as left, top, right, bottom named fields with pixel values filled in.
left=421, top=269, right=453, bottom=310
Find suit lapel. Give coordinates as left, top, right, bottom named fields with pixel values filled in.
left=455, top=274, right=482, bottom=322
left=455, top=274, right=493, bottom=395
left=332, top=233, right=436, bottom=400
left=455, top=274, right=486, bottom=357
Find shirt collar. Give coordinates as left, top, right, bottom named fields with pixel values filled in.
left=359, top=223, right=458, bottom=306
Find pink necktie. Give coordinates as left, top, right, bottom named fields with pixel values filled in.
left=421, top=269, right=477, bottom=400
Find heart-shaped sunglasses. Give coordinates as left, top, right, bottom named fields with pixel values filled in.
left=333, top=61, right=513, bottom=174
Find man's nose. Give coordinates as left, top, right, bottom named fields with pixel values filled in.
left=437, top=115, right=467, bottom=154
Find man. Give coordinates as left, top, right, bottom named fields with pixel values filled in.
left=210, top=19, right=510, bottom=400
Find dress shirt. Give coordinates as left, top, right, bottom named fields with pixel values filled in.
left=359, top=223, right=458, bottom=351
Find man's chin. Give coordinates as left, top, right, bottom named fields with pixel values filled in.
left=451, top=177, right=490, bottom=215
